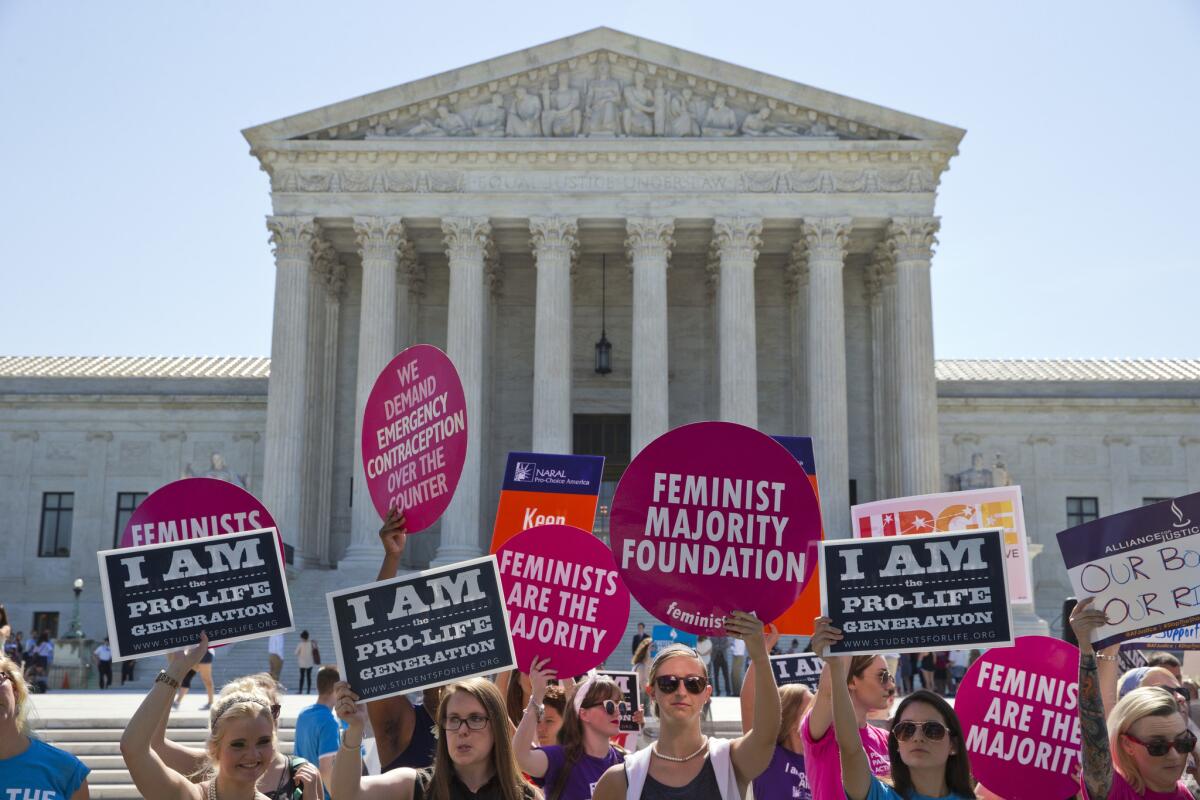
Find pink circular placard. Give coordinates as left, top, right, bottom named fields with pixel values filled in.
left=955, top=636, right=1081, bottom=800
left=608, top=421, right=822, bottom=636
left=360, top=344, right=468, bottom=533
left=497, top=525, right=631, bottom=676
left=119, top=477, right=282, bottom=557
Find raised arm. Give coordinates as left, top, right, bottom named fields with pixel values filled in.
left=332, top=682, right=414, bottom=800
left=739, top=624, right=780, bottom=735
left=825, top=651, right=871, bottom=800
left=375, top=507, right=408, bottom=582
left=1071, top=597, right=1115, bottom=800
left=151, top=684, right=205, bottom=775
left=119, top=635, right=207, bottom=800
left=727, top=611, right=780, bottom=786
left=803, top=617, right=841, bottom=741
left=513, top=657, right=554, bottom=777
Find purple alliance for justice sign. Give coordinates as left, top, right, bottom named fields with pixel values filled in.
left=608, top=421, right=823, bottom=636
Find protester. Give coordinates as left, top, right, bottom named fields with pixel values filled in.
left=121, top=633, right=321, bottom=800
left=0, top=654, right=90, bottom=798
left=332, top=677, right=540, bottom=799
left=296, top=631, right=316, bottom=695
left=632, top=638, right=652, bottom=716
left=174, top=646, right=216, bottom=710
left=918, top=653, right=934, bottom=692
left=803, top=617, right=894, bottom=799
left=93, top=637, right=113, bottom=690
left=740, top=628, right=814, bottom=800
left=1146, top=653, right=1184, bottom=682
left=896, top=654, right=915, bottom=696
left=631, top=623, right=650, bottom=657
left=268, top=632, right=285, bottom=681
left=294, top=666, right=342, bottom=797
left=536, top=685, right=568, bottom=747
left=515, top=657, right=626, bottom=799
left=710, top=635, right=731, bottom=697
left=33, top=632, right=53, bottom=672
left=592, top=610, right=779, bottom=800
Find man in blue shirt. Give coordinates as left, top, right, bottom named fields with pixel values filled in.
left=293, top=666, right=341, bottom=798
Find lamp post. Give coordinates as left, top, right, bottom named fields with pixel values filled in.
left=68, top=578, right=84, bottom=638
left=594, top=254, right=613, bottom=375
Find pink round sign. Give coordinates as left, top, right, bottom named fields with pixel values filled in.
left=360, top=344, right=468, bottom=533
left=497, top=525, right=631, bottom=676
left=120, top=477, right=281, bottom=556
left=955, top=636, right=1081, bottom=800
left=608, top=421, right=822, bottom=636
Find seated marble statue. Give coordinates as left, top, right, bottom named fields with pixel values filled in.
left=667, top=90, right=700, bottom=136
left=472, top=94, right=507, bottom=137
left=506, top=86, right=543, bottom=137
left=701, top=95, right=738, bottom=136
left=740, top=107, right=803, bottom=136
left=541, top=73, right=581, bottom=137
left=405, top=105, right=470, bottom=136
left=584, top=61, right=621, bottom=135
left=622, top=71, right=656, bottom=136
left=805, top=119, right=839, bottom=138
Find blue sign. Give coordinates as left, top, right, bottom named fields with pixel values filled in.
left=651, top=624, right=698, bottom=656
left=501, top=452, right=605, bottom=495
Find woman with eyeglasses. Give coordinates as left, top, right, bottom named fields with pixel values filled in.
left=0, top=654, right=91, bottom=799
left=332, top=677, right=539, bottom=800
left=592, top=610, right=779, bottom=800
left=1072, top=597, right=1194, bottom=799
left=514, top=658, right=626, bottom=799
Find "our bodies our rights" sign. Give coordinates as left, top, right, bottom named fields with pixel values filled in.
left=98, top=527, right=294, bottom=660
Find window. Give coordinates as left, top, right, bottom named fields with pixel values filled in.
left=38, top=493, right=74, bottom=557
left=113, top=492, right=149, bottom=547
left=573, top=414, right=632, bottom=542
left=1143, top=497, right=1171, bottom=507
left=1066, top=497, right=1099, bottom=528
left=31, top=612, right=59, bottom=639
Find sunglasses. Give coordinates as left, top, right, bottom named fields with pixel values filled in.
left=1124, top=731, right=1197, bottom=757
left=584, top=699, right=629, bottom=717
left=892, top=721, right=948, bottom=742
left=654, top=675, right=708, bottom=695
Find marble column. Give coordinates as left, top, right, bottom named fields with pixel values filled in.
left=888, top=216, right=942, bottom=497
left=433, top=217, right=492, bottom=566
left=868, top=244, right=899, bottom=500
left=4, top=432, right=37, bottom=578
left=264, top=216, right=318, bottom=557
left=713, top=217, right=762, bottom=428
left=787, top=243, right=809, bottom=436
left=626, top=218, right=674, bottom=455
left=395, top=242, right=421, bottom=355
left=803, top=217, right=853, bottom=539
left=345, top=217, right=405, bottom=565
left=1104, top=435, right=1134, bottom=514
left=82, top=432, right=112, bottom=561
left=530, top=217, right=578, bottom=454
left=313, top=262, right=345, bottom=567
left=1182, top=436, right=1200, bottom=492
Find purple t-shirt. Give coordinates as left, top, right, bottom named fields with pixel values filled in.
left=1082, top=770, right=1192, bottom=800
left=800, top=711, right=890, bottom=800
left=752, top=745, right=812, bottom=800
left=539, top=744, right=623, bottom=800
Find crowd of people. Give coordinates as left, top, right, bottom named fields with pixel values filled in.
left=4, top=515, right=1200, bottom=800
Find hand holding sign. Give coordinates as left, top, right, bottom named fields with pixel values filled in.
left=175, top=631, right=210, bottom=672
left=529, top=656, right=557, bottom=706
left=334, top=681, right=368, bottom=731
left=723, top=611, right=769, bottom=660
left=1068, top=597, right=1110, bottom=656
left=809, top=616, right=845, bottom=662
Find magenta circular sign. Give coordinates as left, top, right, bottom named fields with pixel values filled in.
left=955, top=636, right=1081, bottom=800
left=120, top=477, right=281, bottom=556
left=497, top=525, right=631, bottom=676
left=608, top=421, right=822, bottom=636
left=360, top=344, right=468, bottom=533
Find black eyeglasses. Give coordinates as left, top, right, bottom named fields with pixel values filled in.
left=654, top=675, right=708, bottom=694
left=444, top=714, right=490, bottom=731
left=892, top=721, right=948, bottom=742
left=1124, top=731, right=1197, bottom=757
left=584, top=699, right=629, bottom=716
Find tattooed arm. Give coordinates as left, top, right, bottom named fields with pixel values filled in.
left=1071, top=597, right=1114, bottom=800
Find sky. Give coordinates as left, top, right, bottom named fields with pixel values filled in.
left=1, top=1, right=1197, bottom=360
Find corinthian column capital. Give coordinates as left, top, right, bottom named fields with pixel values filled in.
left=267, top=216, right=319, bottom=262
left=353, top=217, right=406, bottom=263
left=529, top=216, right=579, bottom=264
left=800, top=217, right=852, bottom=263
left=712, top=217, right=763, bottom=263
left=887, top=216, right=941, bottom=263
left=441, top=217, right=493, bottom=262
left=625, top=218, right=675, bottom=263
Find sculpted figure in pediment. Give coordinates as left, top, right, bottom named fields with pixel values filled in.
left=701, top=95, right=738, bottom=137
left=472, top=94, right=507, bottom=137
left=805, top=119, right=838, bottom=138
left=666, top=89, right=700, bottom=136
left=506, top=86, right=543, bottom=137
left=540, top=73, right=582, bottom=137
left=741, top=107, right=803, bottom=137
left=621, top=71, right=656, bottom=136
left=405, top=105, right=471, bottom=137
left=584, top=61, right=622, bottom=135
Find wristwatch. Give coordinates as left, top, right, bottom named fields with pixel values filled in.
left=156, top=670, right=180, bottom=689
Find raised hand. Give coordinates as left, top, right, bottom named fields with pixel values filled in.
left=293, top=760, right=322, bottom=798
left=176, top=631, right=210, bottom=671
left=810, top=617, right=846, bottom=663
left=333, top=681, right=368, bottom=730
left=529, top=657, right=556, bottom=703
left=724, top=610, right=768, bottom=658
left=764, top=622, right=781, bottom=653
left=1069, top=597, right=1110, bottom=655
left=378, top=507, right=408, bottom=557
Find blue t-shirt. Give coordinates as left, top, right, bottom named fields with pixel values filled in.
left=860, top=775, right=973, bottom=800
left=0, top=737, right=89, bottom=799
left=293, top=703, right=340, bottom=800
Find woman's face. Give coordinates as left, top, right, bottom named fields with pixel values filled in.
left=1121, top=712, right=1189, bottom=791
left=650, top=656, right=711, bottom=723
left=536, top=706, right=563, bottom=747
left=579, top=691, right=623, bottom=738
left=894, top=701, right=955, bottom=772
left=443, top=691, right=494, bottom=771
left=216, top=715, right=275, bottom=784
left=850, top=656, right=896, bottom=712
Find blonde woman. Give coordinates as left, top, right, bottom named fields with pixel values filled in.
left=1072, top=597, right=1194, bottom=799
left=0, top=654, right=90, bottom=798
left=120, top=633, right=321, bottom=800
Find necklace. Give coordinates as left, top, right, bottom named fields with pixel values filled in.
left=652, top=736, right=708, bottom=763
left=207, top=779, right=218, bottom=800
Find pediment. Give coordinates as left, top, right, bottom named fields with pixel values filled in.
left=243, top=28, right=964, bottom=149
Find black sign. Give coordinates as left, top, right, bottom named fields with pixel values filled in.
left=596, top=670, right=641, bottom=732
left=770, top=653, right=823, bottom=690
left=819, top=528, right=1013, bottom=656
left=98, top=527, right=293, bottom=660
left=327, top=556, right=516, bottom=702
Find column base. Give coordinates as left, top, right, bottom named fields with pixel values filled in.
left=1011, top=603, right=1050, bottom=638
left=430, top=543, right=484, bottom=568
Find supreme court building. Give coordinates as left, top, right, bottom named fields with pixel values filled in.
left=3, top=29, right=1199, bottom=672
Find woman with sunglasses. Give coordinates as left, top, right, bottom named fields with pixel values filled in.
left=515, top=658, right=627, bottom=799
left=1072, top=597, right=1194, bottom=799
left=593, top=610, right=779, bottom=800
left=332, top=677, right=539, bottom=800
left=0, top=655, right=91, bottom=799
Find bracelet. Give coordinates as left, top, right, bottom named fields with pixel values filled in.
left=341, top=737, right=363, bottom=751
left=155, top=670, right=180, bottom=689
left=1096, top=654, right=1118, bottom=662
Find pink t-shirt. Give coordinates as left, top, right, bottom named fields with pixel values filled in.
left=1083, top=770, right=1192, bottom=800
left=800, top=710, right=890, bottom=800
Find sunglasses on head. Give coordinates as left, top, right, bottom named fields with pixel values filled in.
left=892, top=721, right=948, bottom=742
left=654, top=675, right=708, bottom=694
left=583, top=699, right=629, bottom=716
left=1124, top=731, right=1197, bottom=757
left=270, top=703, right=281, bottom=720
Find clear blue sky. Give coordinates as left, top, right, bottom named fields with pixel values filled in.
left=2, top=1, right=1197, bottom=359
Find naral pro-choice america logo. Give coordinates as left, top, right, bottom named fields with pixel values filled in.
left=513, top=462, right=536, bottom=483
left=513, top=461, right=569, bottom=485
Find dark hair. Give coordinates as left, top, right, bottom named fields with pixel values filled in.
left=504, top=670, right=528, bottom=729
left=430, top=679, right=535, bottom=800
left=300, top=630, right=309, bottom=640
left=548, top=676, right=624, bottom=800
left=316, top=666, right=340, bottom=695
left=887, top=690, right=973, bottom=797
left=0, top=605, right=8, bottom=628
left=542, top=684, right=566, bottom=720
left=1147, top=652, right=1182, bottom=669
left=848, top=655, right=880, bottom=683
